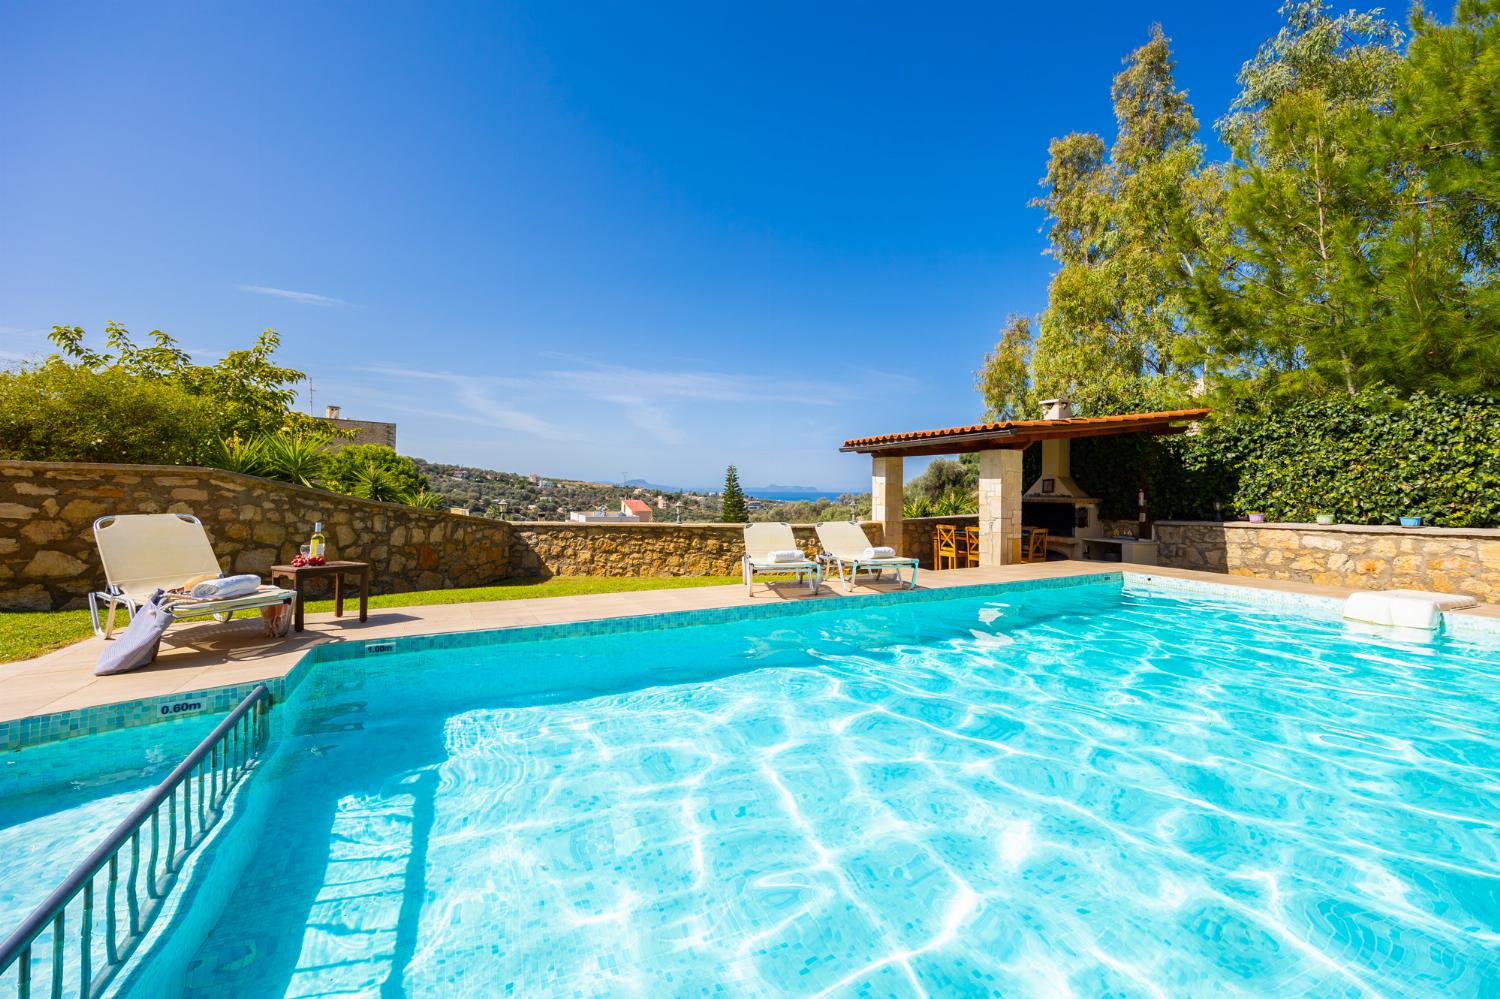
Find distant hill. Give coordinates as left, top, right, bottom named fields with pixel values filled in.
left=413, top=459, right=723, bottom=522
left=412, top=458, right=864, bottom=523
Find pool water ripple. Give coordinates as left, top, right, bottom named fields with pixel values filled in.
left=135, top=580, right=1500, bottom=997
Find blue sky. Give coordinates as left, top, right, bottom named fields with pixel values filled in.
left=1, top=2, right=1289, bottom=490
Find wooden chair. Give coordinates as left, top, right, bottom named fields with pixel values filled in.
left=1024, top=527, right=1049, bottom=563
left=960, top=526, right=980, bottom=568
left=933, top=524, right=958, bottom=570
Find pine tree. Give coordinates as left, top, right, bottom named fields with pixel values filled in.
left=720, top=465, right=747, bottom=523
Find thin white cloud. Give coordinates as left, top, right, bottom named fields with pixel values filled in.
left=540, top=357, right=836, bottom=406
left=238, top=285, right=353, bottom=308
left=595, top=393, right=687, bottom=445
left=353, top=366, right=580, bottom=441
left=0, top=327, right=52, bottom=366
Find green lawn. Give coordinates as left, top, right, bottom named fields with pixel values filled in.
left=0, top=576, right=743, bottom=665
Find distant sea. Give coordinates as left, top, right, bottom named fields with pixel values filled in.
left=750, top=490, right=847, bottom=503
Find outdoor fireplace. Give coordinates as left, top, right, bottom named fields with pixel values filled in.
left=1022, top=398, right=1102, bottom=556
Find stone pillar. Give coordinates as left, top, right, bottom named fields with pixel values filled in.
left=870, top=455, right=904, bottom=554
left=978, top=449, right=1023, bottom=566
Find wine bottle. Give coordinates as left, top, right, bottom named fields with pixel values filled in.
left=309, top=521, right=326, bottom=560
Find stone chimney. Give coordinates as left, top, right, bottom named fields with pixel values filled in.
left=325, top=405, right=342, bottom=419
left=1040, top=398, right=1072, bottom=421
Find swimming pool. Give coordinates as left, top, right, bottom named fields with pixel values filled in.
left=0, top=715, right=221, bottom=936
left=100, top=574, right=1500, bottom=996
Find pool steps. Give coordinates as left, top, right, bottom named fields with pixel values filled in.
left=1344, top=589, right=1478, bottom=630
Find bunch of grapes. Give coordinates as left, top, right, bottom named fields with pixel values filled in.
left=290, top=553, right=326, bottom=567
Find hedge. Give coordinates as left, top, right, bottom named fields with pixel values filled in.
left=1066, top=390, right=1500, bottom=528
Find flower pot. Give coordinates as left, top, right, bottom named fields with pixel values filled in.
left=1247, top=512, right=1266, bottom=524
left=1315, top=514, right=1334, bottom=526
left=1399, top=516, right=1422, bottom=528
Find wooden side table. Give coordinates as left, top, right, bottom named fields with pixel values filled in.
left=269, top=560, right=371, bottom=632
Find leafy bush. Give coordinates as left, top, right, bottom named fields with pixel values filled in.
left=46, top=322, right=315, bottom=439
left=324, top=445, right=429, bottom=498
left=1071, top=390, right=1500, bottom=527
left=1213, top=391, right=1500, bottom=527
left=907, top=457, right=977, bottom=503
left=0, top=365, right=218, bottom=464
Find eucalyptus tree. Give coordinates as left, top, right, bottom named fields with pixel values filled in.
left=976, top=313, right=1034, bottom=419
left=1029, top=25, right=1210, bottom=412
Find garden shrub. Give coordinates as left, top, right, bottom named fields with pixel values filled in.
left=0, top=365, right=218, bottom=465
left=1071, top=390, right=1500, bottom=527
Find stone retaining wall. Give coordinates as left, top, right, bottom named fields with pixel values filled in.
left=0, top=461, right=514, bottom=610
left=1155, top=520, right=1500, bottom=604
left=510, top=521, right=884, bottom=578
left=0, top=461, right=895, bottom=609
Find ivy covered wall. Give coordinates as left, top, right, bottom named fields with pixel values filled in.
left=1066, top=391, right=1500, bottom=528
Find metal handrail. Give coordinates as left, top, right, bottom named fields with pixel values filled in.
left=0, top=684, right=272, bottom=999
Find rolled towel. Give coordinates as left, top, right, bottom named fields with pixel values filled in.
left=862, top=546, right=897, bottom=559
left=766, top=549, right=806, bottom=564
left=188, top=574, right=263, bottom=600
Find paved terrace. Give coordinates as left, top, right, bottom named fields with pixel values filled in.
left=4, top=562, right=1498, bottom=726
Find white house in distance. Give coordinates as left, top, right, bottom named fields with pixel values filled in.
left=568, top=509, right=639, bottom=523
left=621, top=498, right=653, bottom=522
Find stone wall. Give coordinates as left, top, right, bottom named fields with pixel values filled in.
left=1155, top=520, right=1500, bottom=604
left=901, top=516, right=979, bottom=569
left=0, top=459, right=907, bottom=611
left=511, top=521, right=884, bottom=578
left=0, top=461, right=514, bottom=611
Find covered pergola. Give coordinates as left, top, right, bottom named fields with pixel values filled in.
left=840, top=403, right=1211, bottom=566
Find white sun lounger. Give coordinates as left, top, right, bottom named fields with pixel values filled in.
left=742, top=523, right=821, bottom=596
left=814, top=521, right=918, bottom=593
left=88, top=513, right=296, bottom=638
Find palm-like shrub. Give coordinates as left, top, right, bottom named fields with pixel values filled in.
left=934, top=488, right=978, bottom=515
left=259, top=432, right=330, bottom=487
left=903, top=496, right=935, bottom=518
left=207, top=430, right=330, bottom=487
left=401, top=489, right=446, bottom=509
left=206, top=433, right=270, bottom=477
left=348, top=462, right=404, bottom=503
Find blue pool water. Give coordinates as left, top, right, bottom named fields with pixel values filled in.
left=0, top=716, right=218, bottom=934
left=115, top=577, right=1499, bottom=996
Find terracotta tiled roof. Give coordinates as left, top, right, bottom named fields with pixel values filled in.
left=841, top=408, right=1211, bottom=454
left=622, top=498, right=652, bottom=513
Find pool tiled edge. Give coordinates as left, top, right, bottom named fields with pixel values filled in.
left=0, top=658, right=318, bottom=754
left=1, top=573, right=1115, bottom=752
left=309, top=571, right=1119, bottom=664
left=8, top=566, right=1497, bottom=753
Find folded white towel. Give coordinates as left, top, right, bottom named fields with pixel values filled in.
left=765, top=549, right=806, bottom=564
left=188, top=574, right=262, bottom=600
left=862, top=546, right=897, bottom=559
